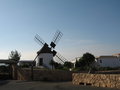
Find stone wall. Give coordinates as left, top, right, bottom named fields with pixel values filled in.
left=33, top=70, right=72, bottom=81
left=17, top=68, right=72, bottom=81
left=72, top=73, right=120, bottom=89
left=17, top=68, right=31, bottom=81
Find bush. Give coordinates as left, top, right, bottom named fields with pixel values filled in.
left=98, top=67, right=120, bottom=71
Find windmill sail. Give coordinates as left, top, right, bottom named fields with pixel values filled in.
left=34, top=30, right=67, bottom=69
left=50, top=30, right=63, bottom=48
left=54, top=52, right=67, bottom=64
left=34, top=34, right=46, bottom=46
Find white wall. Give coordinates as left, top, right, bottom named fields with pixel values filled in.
left=97, top=56, right=120, bottom=67
left=36, top=53, right=53, bottom=69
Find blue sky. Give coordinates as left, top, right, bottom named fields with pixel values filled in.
left=0, top=0, right=120, bottom=60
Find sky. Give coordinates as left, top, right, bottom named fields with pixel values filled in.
left=0, top=0, right=120, bottom=61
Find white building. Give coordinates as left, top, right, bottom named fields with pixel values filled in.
left=70, top=57, right=80, bottom=68
left=96, top=53, right=120, bottom=67
left=36, top=44, right=53, bottom=69
left=36, top=53, right=53, bottom=69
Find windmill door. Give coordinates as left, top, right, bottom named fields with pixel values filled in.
left=39, top=58, right=43, bottom=66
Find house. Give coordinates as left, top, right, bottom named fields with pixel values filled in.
left=96, top=53, right=120, bottom=67
left=113, top=53, right=120, bottom=57
left=70, top=57, right=80, bottom=68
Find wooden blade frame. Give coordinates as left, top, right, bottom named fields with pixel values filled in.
left=34, top=34, right=46, bottom=46
left=54, top=52, right=67, bottom=64
left=50, top=30, right=63, bottom=48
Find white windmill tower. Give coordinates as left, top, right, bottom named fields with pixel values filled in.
left=34, top=30, right=67, bottom=69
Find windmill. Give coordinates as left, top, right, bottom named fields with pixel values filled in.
left=34, top=30, right=67, bottom=69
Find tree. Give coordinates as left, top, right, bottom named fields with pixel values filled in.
left=8, top=50, right=21, bottom=63
left=54, top=62, right=63, bottom=69
left=75, top=59, right=81, bottom=68
left=49, top=60, right=63, bottom=69
left=81, top=52, right=95, bottom=67
left=49, top=60, right=55, bottom=69
left=75, top=52, right=95, bottom=70
left=64, top=61, right=73, bottom=69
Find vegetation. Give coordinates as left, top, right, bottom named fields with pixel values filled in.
left=64, top=61, right=73, bottom=68
left=49, top=60, right=75, bottom=70
left=0, top=65, right=12, bottom=80
left=20, top=63, right=31, bottom=68
left=0, top=65, right=10, bottom=73
left=49, top=60, right=55, bottom=69
left=97, top=67, right=120, bottom=71
left=63, top=61, right=74, bottom=70
left=49, top=52, right=95, bottom=71
left=8, top=50, right=21, bottom=63
left=75, top=52, right=95, bottom=71
left=49, top=60, right=63, bottom=69
left=74, top=52, right=120, bottom=72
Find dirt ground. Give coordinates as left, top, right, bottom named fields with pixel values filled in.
left=0, top=80, right=119, bottom=90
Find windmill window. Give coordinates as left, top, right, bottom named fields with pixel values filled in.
left=100, top=60, right=102, bottom=63
left=39, top=58, right=43, bottom=65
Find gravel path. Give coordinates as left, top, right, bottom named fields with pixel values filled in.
left=0, top=80, right=119, bottom=90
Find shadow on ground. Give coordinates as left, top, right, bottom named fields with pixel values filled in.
left=0, top=80, right=10, bottom=86
left=0, top=80, right=119, bottom=90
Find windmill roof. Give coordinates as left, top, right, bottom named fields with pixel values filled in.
left=37, top=43, right=52, bottom=54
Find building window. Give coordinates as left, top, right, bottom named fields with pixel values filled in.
left=100, top=60, right=102, bottom=63
left=39, top=58, right=43, bottom=65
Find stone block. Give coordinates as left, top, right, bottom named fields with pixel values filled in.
left=72, top=73, right=120, bottom=89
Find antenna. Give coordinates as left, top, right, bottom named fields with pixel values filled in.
left=50, top=30, right=63, bottom=48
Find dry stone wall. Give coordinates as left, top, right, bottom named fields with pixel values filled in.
left=17, top=68, right=31, bottom=80
left=33, top=70, right=72, bottom=81
left=17, top=68, right=72, bottom=81
left=72, top=73, right=120, bottom=89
